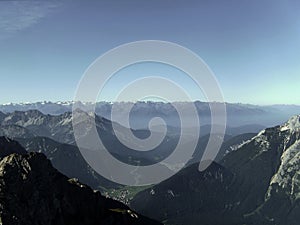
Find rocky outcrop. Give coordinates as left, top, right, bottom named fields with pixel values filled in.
left=131, top=115, right=300, bottom=225
left=0, top=136, right=27, bottom=158
left=0, top=137, right=161, bottom=225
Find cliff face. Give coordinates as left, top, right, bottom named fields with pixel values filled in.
left=0, top=137, right=161, bottom=225
left=131, top=115, right=300, bottom=225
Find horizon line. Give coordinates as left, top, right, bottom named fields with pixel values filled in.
left=0, top=100, right=300, bottom=107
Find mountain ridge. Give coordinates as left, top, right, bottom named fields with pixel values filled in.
left=130, top=114, right=300, bottom=225
left=1, top=101, right=299, bottom=128
left=0, top=137, right=162, bottom=225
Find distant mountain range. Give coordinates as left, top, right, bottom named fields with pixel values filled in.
left=130, top=115, right=300, bottom=225
left=0, top=110, right=268, bottom=185
left=0, top=104, right=300, bottom=224
left=1, top=101, right=299, bottom=127
left=0, top=109, right=297, bottom=191
left=0, top=110, right=176, bottom=189
left=0, top=109, right=266, bottom=163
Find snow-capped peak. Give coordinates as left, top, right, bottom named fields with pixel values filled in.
left=280, top=115, right=300, bottom=132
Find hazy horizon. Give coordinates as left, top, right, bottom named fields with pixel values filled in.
left=0, top=99, right=300, bottom=107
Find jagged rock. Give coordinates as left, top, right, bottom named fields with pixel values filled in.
left=0, top=137, right=161, bottom=225
left=16, top=136, right=120, bottom=191
left=0, top=137, right=27, bottom=159
left=131, top=115, right=300, bottom=225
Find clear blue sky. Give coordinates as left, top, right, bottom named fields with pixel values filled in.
left=0, top=0, right=299, bottom=105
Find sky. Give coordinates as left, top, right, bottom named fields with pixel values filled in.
left=0, top=0, right=299, bottom=105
